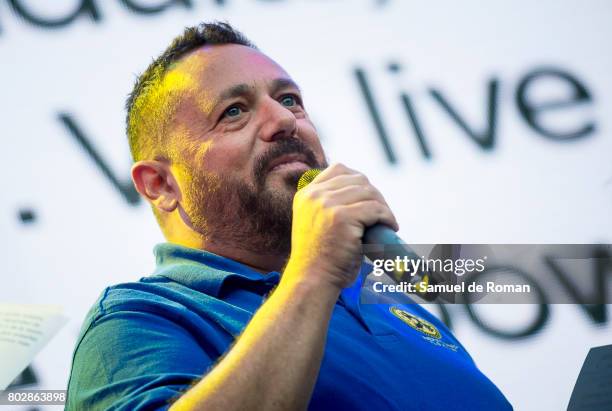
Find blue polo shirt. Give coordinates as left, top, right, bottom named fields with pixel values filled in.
left=66, top=243, right=512, bottom=410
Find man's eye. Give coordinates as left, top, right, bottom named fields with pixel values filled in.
left=223, top=106, right=243, bottom=118
left=280, top=95, right=298, bottom=107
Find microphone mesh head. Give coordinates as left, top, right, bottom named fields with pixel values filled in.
left=297, top=168, right=322, bottom=191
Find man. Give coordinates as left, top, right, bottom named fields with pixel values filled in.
left=66, top=22, right=512, bottom=410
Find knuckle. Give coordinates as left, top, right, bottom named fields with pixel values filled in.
left=329, top=162, right=344, bottom=172
left=305, top=189, right=320, bottom=201
left=364, top=185, right=377, bottom=196
left=319, top=196, right=333, bottom=209
left=358, top=173, right=370, bottom=184
left=376, top=202, right=387, bottom=215
left=330, top=162, right=356, bottom=175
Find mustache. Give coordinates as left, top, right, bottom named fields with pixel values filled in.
left=253, top=138, right=321, bottom=187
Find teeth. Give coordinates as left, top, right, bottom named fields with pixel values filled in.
left=271, top=161, right=306, bottom=171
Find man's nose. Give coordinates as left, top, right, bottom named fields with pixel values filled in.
left=257, top=97, right=297, bottom=142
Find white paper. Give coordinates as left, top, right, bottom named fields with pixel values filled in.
left=0, top=304, right=67, bottom=390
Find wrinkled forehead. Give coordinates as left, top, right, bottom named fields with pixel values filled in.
left=169, top=44, right=293, bottom=110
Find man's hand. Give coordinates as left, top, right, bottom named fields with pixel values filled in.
left=171, top=164, right=398, bottom=411
left=286, top=163, right=399, bottom=290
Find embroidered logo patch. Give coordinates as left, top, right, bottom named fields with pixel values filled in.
left=390, top=306, right=441, bottom=339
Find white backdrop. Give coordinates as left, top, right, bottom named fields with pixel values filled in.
left=1, top=1, right=611, bottom=410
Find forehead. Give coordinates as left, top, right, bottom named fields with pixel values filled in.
left=172, top=44, right=293, bottom=101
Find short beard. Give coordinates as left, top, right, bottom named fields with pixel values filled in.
left=183, top=138, right=326, bottom=257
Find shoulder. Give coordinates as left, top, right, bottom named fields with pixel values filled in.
left=83, top=277, right=217, bottom=327
left=66, top=279, right=225, bottom=410
left=71, top=277, right=225, bottom=368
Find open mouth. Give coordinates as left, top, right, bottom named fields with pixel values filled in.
left=266, top=153, right=311, bottom=173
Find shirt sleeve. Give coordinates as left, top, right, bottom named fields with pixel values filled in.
left=66, top=308, right=216, bottom=411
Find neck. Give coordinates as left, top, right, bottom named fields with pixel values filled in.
left=163, top=206, right=290, bottom=273
left=203, top=240, right=288, bottom=273
left=166, top=228, right=288, bottom=273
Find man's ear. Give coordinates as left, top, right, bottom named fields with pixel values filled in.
left=131, top=160, right=180, bottom=213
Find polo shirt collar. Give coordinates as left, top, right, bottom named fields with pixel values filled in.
left=152, top=243, right=281, bottom=297
left=151, top=243, right=371, bottom=329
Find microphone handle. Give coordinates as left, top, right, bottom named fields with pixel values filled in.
left=363, top=225, right=416, bottom=251
left=363, top=225, right=436, bottom=292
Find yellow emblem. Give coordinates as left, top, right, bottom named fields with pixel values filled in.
left=390, top=306, right=441, bottom=339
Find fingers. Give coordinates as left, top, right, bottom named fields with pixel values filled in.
left=299, top=163, right=399, bottom=231
left=288, top=163, right=400, bottom=288
left=310, top=163, right=359, bottom=185
left=343, top=200, right=400, bottom=232
left=313, top=174, right=369, bottom=193
left=326, top=184, right=386, bottom=206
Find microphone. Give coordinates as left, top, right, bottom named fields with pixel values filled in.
left=297, top=169, right=439, bottom=300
